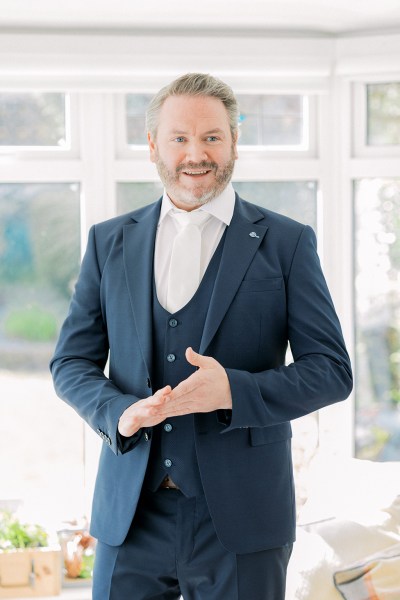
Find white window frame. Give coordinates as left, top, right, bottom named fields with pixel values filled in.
left=0, top=93, right=80, bottom=159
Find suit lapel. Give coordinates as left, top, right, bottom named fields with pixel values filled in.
left=123, top=201, right=161, bottom=378
left=199, top=197, right=268, bottom=354
left=121, top=195, right=267, bottom=369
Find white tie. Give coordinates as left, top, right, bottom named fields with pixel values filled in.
left=166, top=210, right=211, bottom=313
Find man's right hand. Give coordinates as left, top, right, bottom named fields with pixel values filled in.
left=117, top=385, right=172, bottom=437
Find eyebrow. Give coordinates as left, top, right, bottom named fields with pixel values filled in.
left=204, top=129, right=226, bottom=135
left=169, top=128, right=226, bottom=136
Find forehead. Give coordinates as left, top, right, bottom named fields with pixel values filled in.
left=157, top=94, right=231, bottom=133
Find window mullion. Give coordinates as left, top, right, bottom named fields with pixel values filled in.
left=79, top=92, right=116, bottom=242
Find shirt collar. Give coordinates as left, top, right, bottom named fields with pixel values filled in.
left=158, top=183, right=235, bottom=227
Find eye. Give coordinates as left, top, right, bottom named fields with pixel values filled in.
left=206, top=136, right=219, bottom=142
left=174, top=136, right=185, bottom=143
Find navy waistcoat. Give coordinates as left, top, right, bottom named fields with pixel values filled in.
left=144, top=232, right=226, bottom=497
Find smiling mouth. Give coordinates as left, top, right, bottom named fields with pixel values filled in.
left=182, top=169, right=212, bottom=177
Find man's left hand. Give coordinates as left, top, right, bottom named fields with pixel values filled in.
left=157, top=347, right=232, bottom=417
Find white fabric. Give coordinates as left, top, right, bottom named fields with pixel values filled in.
left=166, top=210, right=211, bottom=313
left=286, top=458, right=400, bottom=600
left=154, top=183, right=235, bottom=311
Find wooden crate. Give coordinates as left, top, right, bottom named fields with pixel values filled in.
left=0, top=547, right=61, bottom=598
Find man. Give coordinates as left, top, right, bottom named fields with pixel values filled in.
left=50, top=73, right=352, bottom=599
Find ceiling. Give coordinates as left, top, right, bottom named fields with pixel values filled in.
left=1, top=0, right=400, bottom=36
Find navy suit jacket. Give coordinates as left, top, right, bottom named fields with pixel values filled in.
left=50, top=194, right=352, bottom=554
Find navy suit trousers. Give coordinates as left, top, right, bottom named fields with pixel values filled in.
left=92, top=488, right=292, bottom=600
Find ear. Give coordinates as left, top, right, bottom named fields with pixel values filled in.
left=147, top=131, right=157, bottom=163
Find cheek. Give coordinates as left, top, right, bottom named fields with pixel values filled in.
left=214, top=147, right=235, bottom=164
left=163, top=150, right=185, bottom=171
left=157, top=155, right=177, bottom=176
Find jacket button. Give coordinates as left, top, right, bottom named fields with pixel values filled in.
left=144, top=432, right=149, bottom=441
left=164, top=459, right=172, bottom=468
left=166, top=353, right=176, bottom=363
left=146, top=378, right=151, bottom=388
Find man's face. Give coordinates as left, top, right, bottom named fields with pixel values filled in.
left=148, top=94, right=238, bottom=210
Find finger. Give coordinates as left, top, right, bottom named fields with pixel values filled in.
left=156, top=403, right=194, bottom=418
left=185, top=347, right=213, bottom=369
left=153, top=385, right=172, bottom=400
left=166, top=378, right=195, bottom=402
left=145, top=388, right=171, bottom=410
left=149, top=396, right=167, bottom=408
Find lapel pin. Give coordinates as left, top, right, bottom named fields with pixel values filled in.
left=249, top=232, right=260, bottom=238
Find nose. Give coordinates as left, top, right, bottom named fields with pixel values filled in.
left=185, top=141, right=208, bottom=164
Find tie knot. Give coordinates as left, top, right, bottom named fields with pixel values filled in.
left=171, top=210, right=211, bottom=230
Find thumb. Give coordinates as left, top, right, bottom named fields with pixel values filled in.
left=185, top=347, right=213, bottom=369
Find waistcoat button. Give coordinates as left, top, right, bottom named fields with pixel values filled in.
left=169, top=318, right=178, bottom=328
left=166, top=353, right=176, bottom=363
left=164, top=423, right=173, bottom=432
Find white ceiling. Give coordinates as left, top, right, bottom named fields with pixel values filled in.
left=1, top=0, right=400, bottom=36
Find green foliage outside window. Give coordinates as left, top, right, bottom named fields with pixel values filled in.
left=0, top=512, right=49, bottom=550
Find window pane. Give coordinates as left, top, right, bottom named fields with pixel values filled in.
left=0, top=94, right=68, bottom=147
left=117, top=182, right=163, bottom=213
left=233, top=181, right=317, bottom=230
left=367, top=83, right=400, bottom=146
left=125, top=94, right=153, bottom=145
left=0, top=183, right=83, bottom=524
left=354, top=179, right=400, bottom=460
left=237, top=95, right=306, bottom=147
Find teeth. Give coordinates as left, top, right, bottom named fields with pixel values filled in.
left=184, top=170, right=209, bottom=175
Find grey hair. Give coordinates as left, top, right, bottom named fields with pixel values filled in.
left=146, top=73, right=239, bottom=139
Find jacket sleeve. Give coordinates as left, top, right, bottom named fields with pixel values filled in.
left=49, top=225, right=141, bottom=455
left=223, top=225, right=353, bottom=431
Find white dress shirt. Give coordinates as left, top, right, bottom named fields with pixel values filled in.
left=154, top=183, right=236, bottom=311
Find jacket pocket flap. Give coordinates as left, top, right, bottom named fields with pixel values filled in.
left=250, top=422, right=292, bottom=446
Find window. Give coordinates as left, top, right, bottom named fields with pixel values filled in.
left=367, top=83, right=400, bottom=146
left=237, top=95, right=308, bottom=149
left=117, top=182, right=163, bottom=213
left=0, top=93, right=69, bottom=149
left=354, top=178, right=400, bottom=460
left=353, top=81, right=400, bottom=157
left=125, top=93, right=153, bottom=146
left=0, top=183, right=82, bottom=521
left=352, top=78, right=400, bottom=460
left=233, top=181, right=317, bottom=230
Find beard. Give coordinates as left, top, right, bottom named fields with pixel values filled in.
left=154, top=147, right=236, bottom=207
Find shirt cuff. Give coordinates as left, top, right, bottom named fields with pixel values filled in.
left=116, top=429, right=143, bottom=454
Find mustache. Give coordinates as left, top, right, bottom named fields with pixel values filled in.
left=176, top=161, right=217, bottom=173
